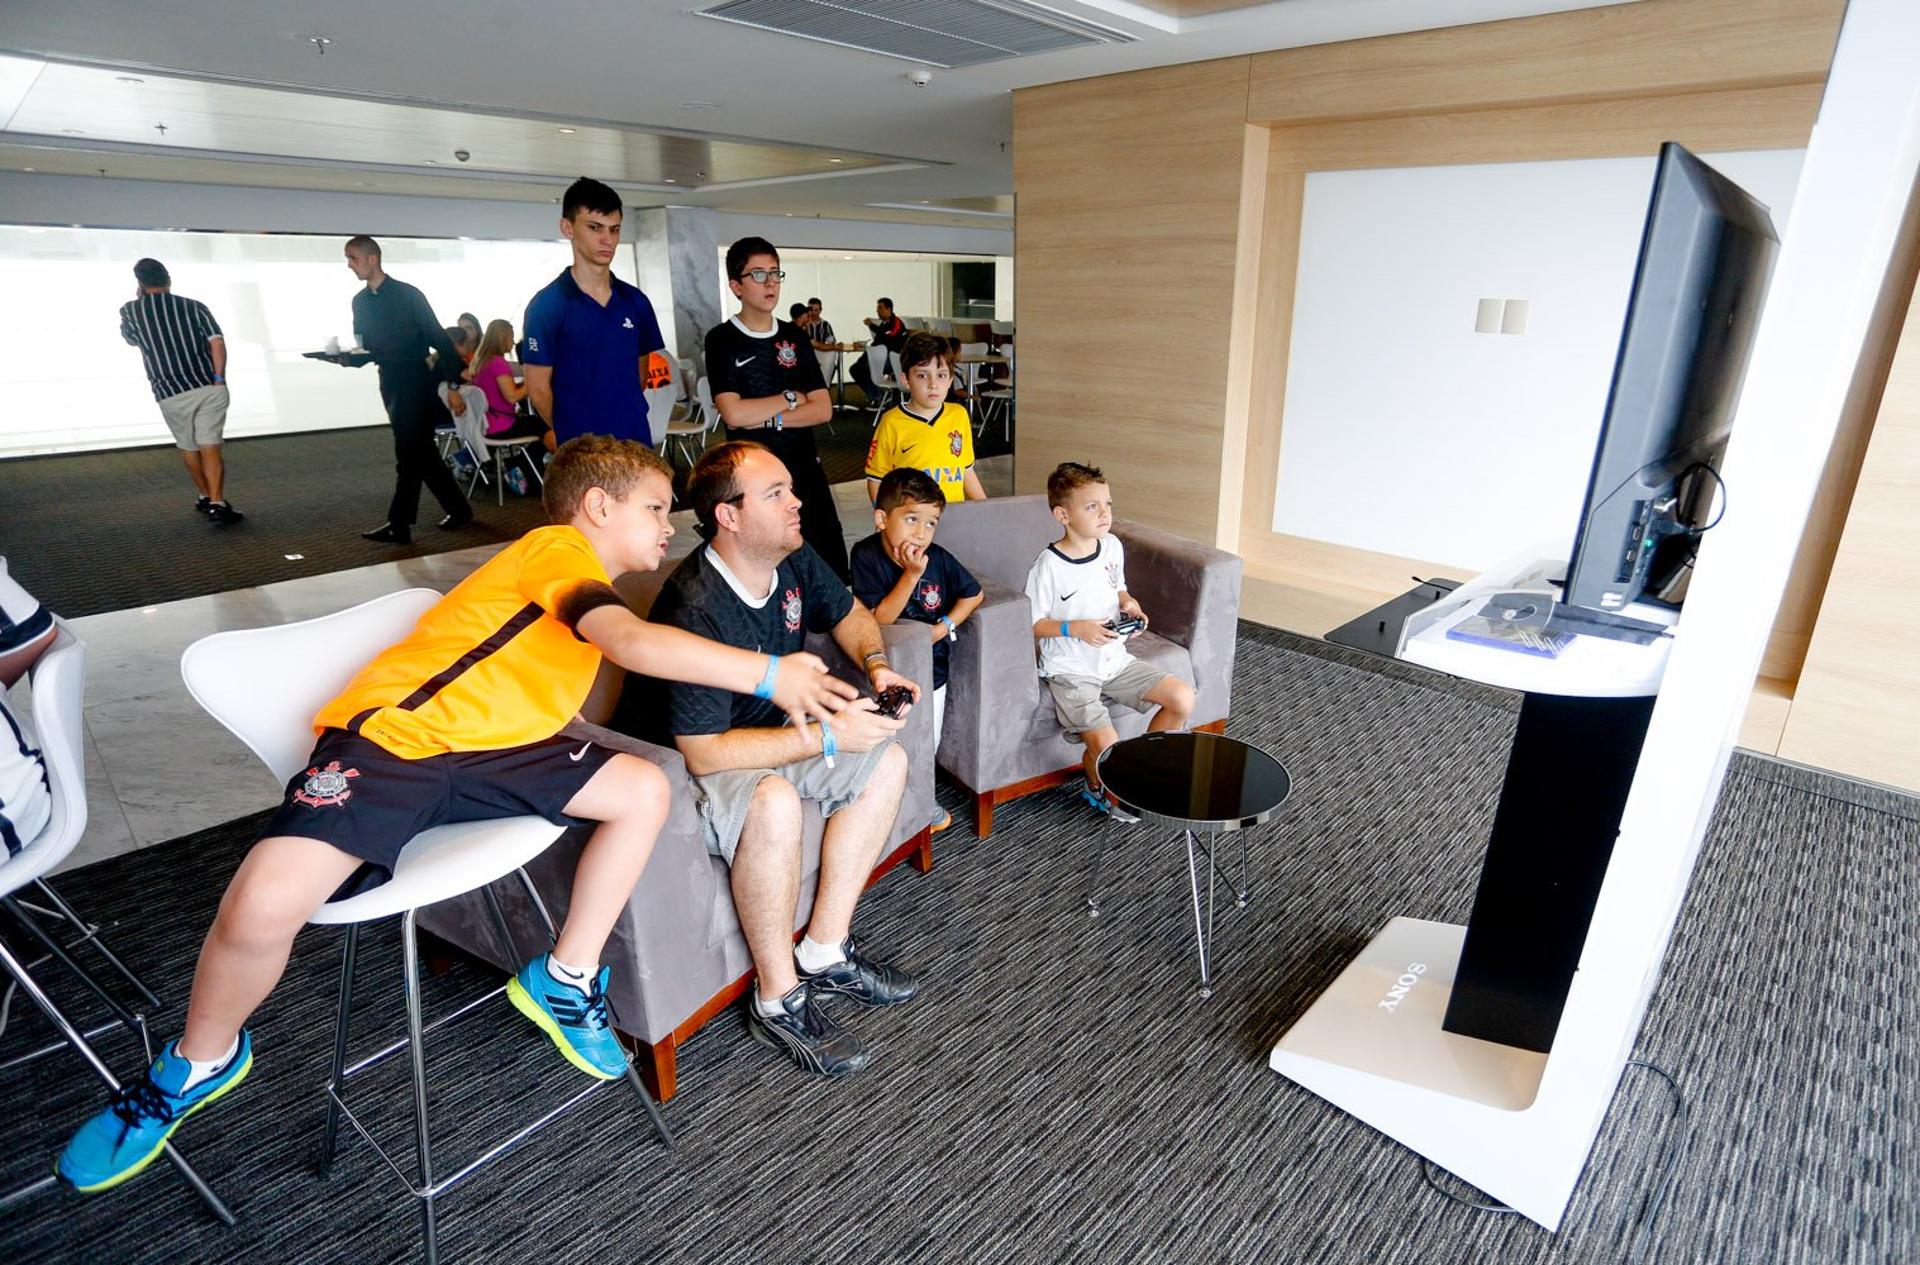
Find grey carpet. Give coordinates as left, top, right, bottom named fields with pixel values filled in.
left=0, top=623, right=1912, bottom=1264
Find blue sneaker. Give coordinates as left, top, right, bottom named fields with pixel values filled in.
left=506, top=956, right=626, bottom=1080
left=1080, top=781, right=1140, bottom=824
left=57, top=1032, right=253, bottom=1193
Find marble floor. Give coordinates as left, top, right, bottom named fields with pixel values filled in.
left=14, top=456, right=1014, bottom=874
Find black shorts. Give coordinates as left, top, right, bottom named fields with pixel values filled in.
left=261, top=728, right=618, bottom=899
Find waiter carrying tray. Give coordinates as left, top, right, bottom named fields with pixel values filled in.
left=329, top=235, right=473, bottom=545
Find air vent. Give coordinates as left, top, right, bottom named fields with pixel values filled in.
left=695, top=0, right=1135, bottom=69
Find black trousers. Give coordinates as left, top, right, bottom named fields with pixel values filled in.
left=728, top=429, right=849, bottom=580
left=381, top=373, right=470, bottom=526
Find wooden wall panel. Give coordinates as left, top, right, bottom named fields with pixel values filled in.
left=1245, top=0, right=1843, bottom=125
left=1012, top=58, right=1251, bottom=543
left=1777, top=278, right=1920, bottom=793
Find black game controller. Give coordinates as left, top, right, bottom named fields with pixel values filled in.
left=1106, top=615, right=1146, bottom=637
left=873, top=685, right=915, bottom=719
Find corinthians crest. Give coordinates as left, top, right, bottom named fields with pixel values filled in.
left=774, top=339, right=798, bottom=369
left=294, top=760, right=359, bottom=808
left=947, top=430, right=964, bottom=457
left=782, top=586, right=803, bottom=633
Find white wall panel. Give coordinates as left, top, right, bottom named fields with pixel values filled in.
left=1273, top=150, right=1805, bottom=568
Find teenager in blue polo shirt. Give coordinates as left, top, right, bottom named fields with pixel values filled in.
left=522, top=177, right=668, bottom=447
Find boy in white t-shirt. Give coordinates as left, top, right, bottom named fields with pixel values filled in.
left=1024, top=463, right=1194, bottom=819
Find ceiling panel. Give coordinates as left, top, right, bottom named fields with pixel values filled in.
left=0, top=55, right=919, bottom=191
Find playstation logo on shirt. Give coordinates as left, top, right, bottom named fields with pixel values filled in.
left=526, top=337, right=540, bottom=352
left=622, top=317, right=634, bottom=329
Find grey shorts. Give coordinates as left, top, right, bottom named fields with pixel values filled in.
left=157, top=383, right=230, bottom=450
left=689, top=739, right=897, bottom=864
left=1044, top=658, right=1172, bottom=734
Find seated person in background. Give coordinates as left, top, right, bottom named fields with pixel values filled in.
left=469, top=318, right=549, bottom=441
left=1, top=558, right=55, bottom=857
left=865, top=332, right=986, bottom=504
left=616, top=441, right=918, bottom=1079
left=439, top=324, right=478, bottom=418
left=850, top=468, right=982, bottom=832
left=56, top=438, right=854, bottom=1196
left=851, top=296, right=907, bottom=398
left=457, top=311, right=483, bottom=356
left=1025, top=462, right=1194, bottom=821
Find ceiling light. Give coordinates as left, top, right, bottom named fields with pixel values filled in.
left=557, top=127, right=576, bottom=134
left=308, top=35, right=332, bottom=54
left=21, top=166, right=34, bottom=172
left=424, top=159, right=438, bottom=165
left=62, top=128, right=84, bottom=135
left=678, top=100, right=721, bottom=110
left=664, top=177, right=676, bottom=183
left=116, top=76, right=145, bottom=84
left=843, top=254, right=854, bottom=260
left=827, top=158, right=844, bottom=164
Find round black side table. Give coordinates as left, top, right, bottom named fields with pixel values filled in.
left=1095, top=731, right=1292, bottom=998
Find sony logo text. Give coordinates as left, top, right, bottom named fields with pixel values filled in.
left=1377, top=962, right=1428, bottom=1012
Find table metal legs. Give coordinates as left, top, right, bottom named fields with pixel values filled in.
left=1086, top=825, right=1255, bottom=999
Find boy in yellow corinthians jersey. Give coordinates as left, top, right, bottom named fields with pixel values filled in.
left=864, top=331, right=987, bottom=505
left=57, top=436, right=854, bottom=1196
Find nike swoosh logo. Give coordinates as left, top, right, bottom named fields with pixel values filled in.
left=569, top=742, right=592, bottom=762
left=735, top=356, right=755, bottom=367
left=1059, top=591, right=1078, bottom=601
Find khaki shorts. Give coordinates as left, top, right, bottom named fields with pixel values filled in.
left=689, top=738, right=897, bottom=865
left=157, top=384, right=230, bottom=450
left=1044, top=658, right=1172, bottom=734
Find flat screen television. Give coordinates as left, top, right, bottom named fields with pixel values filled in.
left=1560, top=143, right=1780, bottom=621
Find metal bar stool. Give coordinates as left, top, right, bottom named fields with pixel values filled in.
left=183, top=589, right=670, bottom=1263
left=0, top=625, right=233, bottom=1224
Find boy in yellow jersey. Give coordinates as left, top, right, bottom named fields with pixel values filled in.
left=57, top=436, right=855, bottom=1196
left=864, top=331, right=987, bottom=505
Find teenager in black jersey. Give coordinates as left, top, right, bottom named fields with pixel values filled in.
left=704, top=238, right=850, bottom=579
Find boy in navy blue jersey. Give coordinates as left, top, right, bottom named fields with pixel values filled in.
left=850, top=468, right=983, bottom=830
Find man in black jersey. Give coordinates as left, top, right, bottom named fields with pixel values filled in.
left=704, top=237, right=849, bottom=578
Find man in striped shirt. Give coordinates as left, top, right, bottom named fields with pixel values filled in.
left=119, top=259, right=242, bottom=524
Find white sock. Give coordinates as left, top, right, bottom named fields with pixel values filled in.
left=177, top=1036, right=240, bottom=1090
left=754, top=989, right=789, bottom=1017
left=795, top=934, right=847, bottom=974
left=546, top=955, right=597, bottom=992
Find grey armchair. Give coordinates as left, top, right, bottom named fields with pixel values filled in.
left=419, top=553, right=938, bottom=1101
left=928, top=495, right=1242, bottom=836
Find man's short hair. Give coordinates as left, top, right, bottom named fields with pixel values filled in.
left=132, top=258, right=170, bottom=288
left=1047, top=461, right=1107, bottom=510
left=687, top=440, right=769, bottom=539
left=808, top=297, right=823, bottom=307
left=345, top=234, right=381, bottom=260
left=542, top=435, right=673, bottom=524
left=725, top=236, right=779, bottom=280
left=789, top=302, right=808, bottom=320
left=874, top=467, right=945, bottom=513
left=877, top=297, right=894, bottom=311
left=562, top=177, right=623, bottom=221
left=899, top=331, right=951, bottom=377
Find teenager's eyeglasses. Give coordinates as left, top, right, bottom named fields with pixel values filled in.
left=738, top=268, right=785, bottom=283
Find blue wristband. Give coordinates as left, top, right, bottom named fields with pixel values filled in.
left=940, top=614, right=956, bottom=640
left=754, top=654, right=780, bottom=700
left=819, top=720, right=838, bottom=765
left=1059, top=620, right=1070, bottom=639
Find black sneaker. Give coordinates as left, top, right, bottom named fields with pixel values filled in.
left=744, top=982, right=870, bottom=1078
left=798, top=937, right=919, bottom=1007
left=361, top=523, right=412, bottom=544
left=193, top=496, right=212, bottom=517
left=207, top=501, right=245, bottom=525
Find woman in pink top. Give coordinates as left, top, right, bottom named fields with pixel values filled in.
left=468, top=320, right=548, bottom=440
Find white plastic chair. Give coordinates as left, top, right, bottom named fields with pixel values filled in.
left=989, top=320, right=1015, bottom=337
left=928, top=318, right=954, bottom=335
left=867, top=345, right=902, bottom=421
left=814, top=349, right=844, bottom=433
left=978, top=342, right=1014, bottom=443
left=652, top=382, right=706, bottom=467
left=181, top=590, right=668, bottom=1260
left=448, top=390, right=543, bottom=506
left=955, top=341, right=989, bottom=423
left=0, top=625, right=235, bottom=1224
